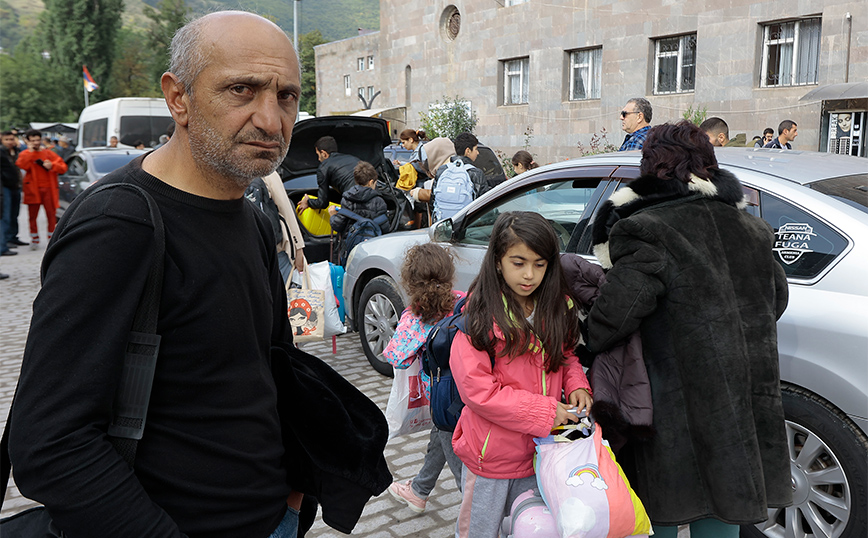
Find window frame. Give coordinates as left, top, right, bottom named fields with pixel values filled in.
left=367, top=55, right=375, bottom=70
left=344, top=75, right=351, bottom=97
left=568, top=47, right=602, bottom=101
left=503, top=57, right=530, bottom=105
left=760, top=17, right=822, bottom=88
left=652, top=33, right=696, bottom=95
left=357, top=57, right=365, bottom=71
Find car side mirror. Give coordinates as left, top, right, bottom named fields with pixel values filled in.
left=429, top=219, right=453, bottom=242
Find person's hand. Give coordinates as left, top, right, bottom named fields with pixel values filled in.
left=42, top=160, right=53, bottom=170
left=568, top=388, right=593, bottom=415
left=297, top=195, right=309, bottom=211
left=294, top=251, right=305, bottom=272
left=327, top=205, right=338, bottom=217
left=554, top=401, right=579, bottom=428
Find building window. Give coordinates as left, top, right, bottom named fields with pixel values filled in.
left=569, top=48, right=602, bottom=100
left=358, top=87, right=364, bottom=99
left=653, top=34, right=696, bottom=94
left=357, top=57, right=365, bottom=71
left=344, top=75, right=351, bottom=97
left=761, top=18, right=821, bottom=87
left=503, top=57, right=529, bottom=105
left=367, top=55, right=375, bottom=70
left=367, top=86, right=374, bottom=100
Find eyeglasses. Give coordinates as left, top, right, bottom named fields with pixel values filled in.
left=620, top=111, right=640, bottom=118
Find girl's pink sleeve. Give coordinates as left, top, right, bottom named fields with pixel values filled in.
left=562, top=347, right=592, bottom=396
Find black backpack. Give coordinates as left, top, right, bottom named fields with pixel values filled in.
left=245, top=177, right=286, bottom=246
left=336, top=207, right=388, bottom=265
left=421, top=296, right=495, bottom=432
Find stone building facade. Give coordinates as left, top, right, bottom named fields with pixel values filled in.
left=315, top=1, right=867, bottom=162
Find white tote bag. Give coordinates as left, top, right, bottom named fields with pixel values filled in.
left=385, top=361, right=432, bottom=439
left=287, top=261, right=326, bottom=343
left=304, top=260, right=346, bottom=338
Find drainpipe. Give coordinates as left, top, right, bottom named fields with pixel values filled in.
left=844, top=12, right=852, bottom=83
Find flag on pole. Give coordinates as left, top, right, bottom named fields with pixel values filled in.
left=83, top=65, right=99, bottom=92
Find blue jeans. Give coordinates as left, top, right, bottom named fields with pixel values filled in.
left=267, top=507, right=299, bottom=538
left=1, top=186, right=21, bottom=245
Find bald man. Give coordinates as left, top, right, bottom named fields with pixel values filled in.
left=9, top=12, right=389, bottom=538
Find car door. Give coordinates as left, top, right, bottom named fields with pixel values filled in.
left=442, top=166, right=616, bottom=291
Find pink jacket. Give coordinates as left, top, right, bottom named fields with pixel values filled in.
left=450, top=330, right=590, bottom=479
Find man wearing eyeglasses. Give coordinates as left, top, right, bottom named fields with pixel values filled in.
left=618, top=98, right=653, bottom=151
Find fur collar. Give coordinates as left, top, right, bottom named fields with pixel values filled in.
left=592, top=168, right=746, bottom=269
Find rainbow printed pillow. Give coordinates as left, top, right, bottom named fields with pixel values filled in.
left=535, top=423, right=652, bottom=538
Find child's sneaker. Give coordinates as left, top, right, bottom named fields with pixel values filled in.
left=387, top=480, right=427, bottom=513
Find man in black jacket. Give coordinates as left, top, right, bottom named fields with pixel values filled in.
left=1, top=130, right=26, bottom=253
left=297, top=135, right=360, bottom=211
left=9, top=11, right=390, bottom=538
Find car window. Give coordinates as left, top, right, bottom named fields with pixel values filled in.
left=119, top=116, right=174, bottom=148
left=760, top=192, right=849, bottom=279
left=68, top=156, right=87, bottom=176
left=92, top=153, right=141, bottom=174
left=457, top=178, right=602, bottom=251
left=808, top=174, right=868, bottom=214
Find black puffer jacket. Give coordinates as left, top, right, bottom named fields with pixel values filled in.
left=309, top=152, right=361, bottom=209
left=330, top=185, right=388, bottom=235
left=586, top=169, right=791, bottom=526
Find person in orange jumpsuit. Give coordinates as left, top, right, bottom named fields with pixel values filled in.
left=16, top=129, right=68, bottom=249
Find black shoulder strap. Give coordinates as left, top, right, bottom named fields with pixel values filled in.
left=1, top=182, right=165, bottom=508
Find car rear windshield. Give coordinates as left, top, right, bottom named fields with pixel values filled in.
left=808, top=174, right=868, bottom=214
left=93, top=153, right=141, bottom=174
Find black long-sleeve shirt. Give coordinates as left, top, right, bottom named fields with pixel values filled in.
left=10, top=157, right=292, bottom=537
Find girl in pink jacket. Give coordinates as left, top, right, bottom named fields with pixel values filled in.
left=452, top=211, right=592, bottom=538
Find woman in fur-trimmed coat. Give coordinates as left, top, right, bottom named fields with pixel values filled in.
left=585, top=121, right=791, bottom=538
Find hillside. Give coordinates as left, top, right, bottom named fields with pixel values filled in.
left=0, top=0, right=379, bottom=51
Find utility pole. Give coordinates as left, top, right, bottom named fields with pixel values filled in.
left=293, top=0, right=300, bottom=52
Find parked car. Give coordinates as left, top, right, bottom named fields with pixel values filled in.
left=277, top=116, right=413, bottom=263
left=57, top=147, right=147, bottom=215
left=343, top=147, right=868, bottom=538
left=383, top=143, right=414, bottom=166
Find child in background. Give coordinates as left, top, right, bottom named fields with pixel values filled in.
left=511, top=150, right=539, bottom=176
left=384, top=243, right=465, bottom=513
left=328, top=161, right=389, bottom=235
left=451, top=211, right=593, bottom=538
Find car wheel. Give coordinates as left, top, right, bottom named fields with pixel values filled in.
left=740, top=385, right=868, bottom=538
left=357, top=275, right=405, bottom=377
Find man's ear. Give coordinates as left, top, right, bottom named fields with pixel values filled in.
left=161, top=73, right=190, bottom=128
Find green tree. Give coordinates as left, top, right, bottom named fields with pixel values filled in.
left=111, top=28, right=162, bottom=97
left=419, top=96, right=478, bottom=140
left=298, top=29, right=326, bottom=115
left=0, top=34, right=74, bottom=127
left=39, top=0, right=124, bottom=115
left=682, top=105, right=708, bottom=125
left=143, top=0, right=189, bottom=87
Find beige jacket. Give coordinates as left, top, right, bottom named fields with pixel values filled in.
left=263, top=172, right=305, bottom=259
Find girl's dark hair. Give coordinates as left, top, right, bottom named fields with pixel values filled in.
left=465, top=212, right=579, bottom=373
left=511, top=150, right=538, bottom=170
left=399, top=129, right=426, bottom=143
left=639, top=121, right=719, bottom=183
left=401, top=243, right=455, bottom=324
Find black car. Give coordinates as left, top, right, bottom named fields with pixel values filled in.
left=277, top=116, right=413, bottom=263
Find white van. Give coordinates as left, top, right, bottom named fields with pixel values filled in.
left=77, top=98, right=173, bottom=150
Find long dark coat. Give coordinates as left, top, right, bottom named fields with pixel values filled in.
left=586, top=169, right=791, bottom=526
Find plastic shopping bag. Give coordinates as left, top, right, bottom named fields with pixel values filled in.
left=287, top=261, right=326, bottom=343
left=384, top=360, right=432, bottom=439
left=534, top=421, right=652, bottom=538
left=304, top=260, right=346, bottom=338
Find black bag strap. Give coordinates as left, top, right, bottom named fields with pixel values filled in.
left=0, top=182, right=165, bottom=509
